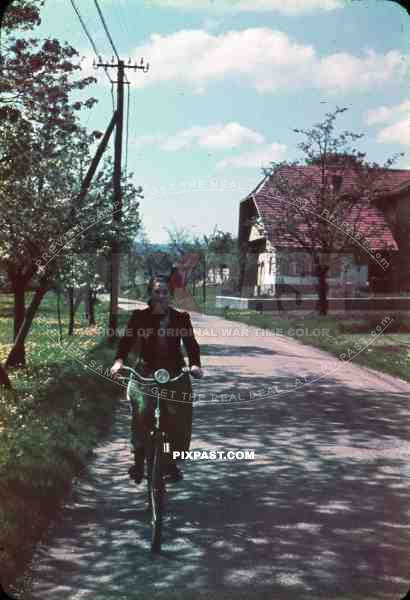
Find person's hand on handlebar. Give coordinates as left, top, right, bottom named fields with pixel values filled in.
left=111, top=359, right=124, bottom=376
left=190, top=365, right=203, bottom=379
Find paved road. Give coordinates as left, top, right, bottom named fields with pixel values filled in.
left=26, top=299, right=410, bottom=599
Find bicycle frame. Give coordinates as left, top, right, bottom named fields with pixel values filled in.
left=117, top=364, right=190, bottom=552
left=120, top=364, right=189, bottom=434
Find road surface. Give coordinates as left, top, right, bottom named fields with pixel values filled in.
left=25, top=298, right=410, bottom=599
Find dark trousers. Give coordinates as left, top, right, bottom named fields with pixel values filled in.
left=129, top=373, right=193, bottom=461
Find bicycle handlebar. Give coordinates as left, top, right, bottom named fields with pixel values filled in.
left=117, top=365, right=190, bottom=384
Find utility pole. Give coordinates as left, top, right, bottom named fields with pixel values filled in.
left=95, top=56, right=149, bottom=338
left=110, top=58, right=124, bottom=338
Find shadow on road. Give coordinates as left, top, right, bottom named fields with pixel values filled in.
left=26, top=346, right=410, bottom=600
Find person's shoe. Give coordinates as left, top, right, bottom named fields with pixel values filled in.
left=128, top=449, right=144, bottom=484
left=163, top=463, right=183, bottom=483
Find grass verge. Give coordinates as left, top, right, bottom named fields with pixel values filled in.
left=0, top=292, right=127, bottom=593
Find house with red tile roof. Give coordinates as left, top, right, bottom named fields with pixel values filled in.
left=238, top=164, right=410, bottom=298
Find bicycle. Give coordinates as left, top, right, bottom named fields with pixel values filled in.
left=117, top=364, right=190, bottom=553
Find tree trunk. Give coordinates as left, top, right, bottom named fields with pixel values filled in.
left=6, top=263, right=38, bottom=367
left=318, top=268, right=329, bottom=316
left=9, top=278, right=26, bottom=367
left=82, top=283, right=91, bottom=323
left=5, top=279, right=50, bottom=369
left=202, top=262, right=206, bottom=304
left=56, top=286, right=63, bottom=343
left=67, top=286, right=75, bottom=335
left=73, top=285, right=86, bottom=316
left=0, top=364, right=12, bottom=389
left=88, top=287, right=96, bottom=326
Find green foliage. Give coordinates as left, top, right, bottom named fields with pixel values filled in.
left=0, top=293, right=126, bottom=588
left=165, top=225, right=240, bottom=292
left=204, top=227, right=240, bottom=291
left=0, top=1, right=44, bottom=38
left=0, top=1, right=143, bottom=365
left=0, top=0, right=98, bottom=280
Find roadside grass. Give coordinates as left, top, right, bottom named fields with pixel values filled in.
left=0, top=292, right=128, bottom=591
left=217, top=307, right=410, bottom=383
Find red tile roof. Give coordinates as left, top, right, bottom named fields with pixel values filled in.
left=249, top=165, right=410, bottom=251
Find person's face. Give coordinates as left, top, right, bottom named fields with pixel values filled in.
left=151, top=280, right=170, bottom=310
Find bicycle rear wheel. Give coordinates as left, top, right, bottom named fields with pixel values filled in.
left=147, top=433, right=165, bottom=553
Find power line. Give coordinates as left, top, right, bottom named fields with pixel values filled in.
left=93, top=0, right=120, bottom=61
left=69, top=0, right=114, bottom=110
left=70, top=0, right=100, bottom=60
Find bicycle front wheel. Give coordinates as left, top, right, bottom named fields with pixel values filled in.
left=148, top=434, right=165, bottom=553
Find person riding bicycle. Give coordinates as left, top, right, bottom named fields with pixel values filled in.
left=110, top=274, right=203, bottom=483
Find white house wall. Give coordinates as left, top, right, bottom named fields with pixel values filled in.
left=249, top=224, right=265, bottom=241
left=255, top=249, right=277, bottom=294
left=253, top=246, right=369, bottom=296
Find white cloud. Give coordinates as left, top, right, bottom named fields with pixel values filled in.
left=132, top=133, right=165, bottom=148
left=365, top=99, right=410, bottom=125
left=315, top=50, right=408, bottom=92
left=192, top=122, right=264, bottom=149
left=216, top=142, right=287, bottom=169
left=365, top=105, right=396, bottom=125
left=131, top=122, right=284, bottom=168
left=133, top=122, right=265, bottom=151
left=377, top=117, right=410, bottom=145
left=147, top=0, right=342, bottom=15
left=364, top=100, right=410, bottom=146
left=128, top=29, right=408, bottom=94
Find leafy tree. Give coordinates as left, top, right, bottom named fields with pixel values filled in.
left=62, top=156, right=143, bottom=329
left=0, top=0, right=138, bottom=366
left=0, top=117, right=103, bottom=365
left=1, top=0, right=97, bottom=126
left=204, top=228, right=240, bottom=292
left=166, top=226, right=204, bottom=284
left=263, top=107, right=402, bottom=315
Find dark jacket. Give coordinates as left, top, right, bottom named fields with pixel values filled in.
left=114, top=303, right=201, bottom=372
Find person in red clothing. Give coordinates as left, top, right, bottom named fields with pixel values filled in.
left=168, top=253, right=201, bottom=311
left=111, top=274, right=203, bottom=483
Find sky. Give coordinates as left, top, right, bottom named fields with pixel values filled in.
left=17, top=0, right=410, bottom=242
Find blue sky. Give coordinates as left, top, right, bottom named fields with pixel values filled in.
left=29, top=0, right=410, bottom=242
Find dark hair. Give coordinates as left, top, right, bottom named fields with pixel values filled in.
left=147, top=274, right=170, bottom=297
